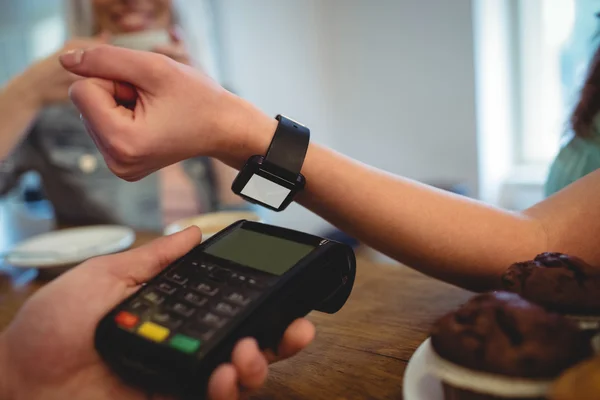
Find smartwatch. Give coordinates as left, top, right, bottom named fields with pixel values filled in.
left=232, top=115, right=310, bottom=212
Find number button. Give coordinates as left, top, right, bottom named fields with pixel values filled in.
left=128, top=300, right=150, bottom=315
left=192, top=281, right=220, bottom=297
left=182, top=291, right=209, bottom=307
left=142, top=290, right=165, bottom=305
left=151, top=311, right=183, bottom=330
left=169, top=302, right=196, bottom=318
left=183, top=323, right=216, bottom=342
left=224, top=290, right=256, bottom=307
left=156, top=281, right=178, bottom=296
left=214, top=302, right=240, bottom=317
left=165, top=270, right=188, bottom=285
left=197, top=311, right=228, bottom=328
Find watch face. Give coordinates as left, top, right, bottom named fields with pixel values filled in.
left=232, top=156, right=305, bottom=212
left=240, top=175, right=291, bottom=210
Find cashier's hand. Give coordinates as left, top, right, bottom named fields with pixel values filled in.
left=59, top=45, right=276, bottom=182
left=0, top=227, right=315, bottom=400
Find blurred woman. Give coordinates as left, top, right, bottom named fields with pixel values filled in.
left=545, top=42, right=600, bottom=196
left=0, top=0, right=247, bottom=231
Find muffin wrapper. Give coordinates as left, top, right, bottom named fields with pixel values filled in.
left=425, top=341, right=551, bottom=398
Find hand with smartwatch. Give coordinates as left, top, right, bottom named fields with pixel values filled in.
left=61, top=46, right=310, bottom=213
left=61, top=45, right=600, bottom=305
left=60, top=45, right=279, bottom=183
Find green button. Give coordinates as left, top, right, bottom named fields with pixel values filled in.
left=169, top=334, right=201, bottom=354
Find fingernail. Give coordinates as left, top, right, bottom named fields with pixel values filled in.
left=60, top=49, right=84, bottom=67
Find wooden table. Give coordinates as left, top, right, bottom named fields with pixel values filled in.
left=0, top=229, right=473, bottom=399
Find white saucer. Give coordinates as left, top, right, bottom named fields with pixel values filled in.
left=4, top=225, right=136, bottom=269
left=403, top=338, right=443, bottom=400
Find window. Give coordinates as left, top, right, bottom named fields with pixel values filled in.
left=517, top=0, right=599, bottom=164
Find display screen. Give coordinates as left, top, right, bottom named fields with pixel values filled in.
left=240, top=174, right=291, bottom=209
left=204, top=228, right=315, bottom=276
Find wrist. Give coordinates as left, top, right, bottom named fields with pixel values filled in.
left=212, top=92, right=277, bottom=169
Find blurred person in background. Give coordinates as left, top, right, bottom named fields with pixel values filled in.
left=546, top=16, right=600, bottom=197
left=0, top=0, right=248, bottom=232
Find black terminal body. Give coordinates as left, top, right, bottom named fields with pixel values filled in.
left=95, top=220, right=355, bottom=399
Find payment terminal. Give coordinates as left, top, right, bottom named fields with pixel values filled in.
left=95, top=220, right=356, bottom=398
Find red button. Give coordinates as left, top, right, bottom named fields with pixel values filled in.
left=115, top=311, right=139, bottom=329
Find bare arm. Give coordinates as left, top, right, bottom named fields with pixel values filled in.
left=223, top=105, right=548, bottom=292
left=299, top=146, right=550, bottom=291
left=64, top=46, right=598, bottom=293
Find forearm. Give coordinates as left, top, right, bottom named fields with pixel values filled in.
left=218, top=99, right=548, bottom=291
left=0, top=73, right=41, bottom=160
left=301, top=146, right=548, bottom=290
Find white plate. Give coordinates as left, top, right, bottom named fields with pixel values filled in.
left=4, top=225, right=136, bottom=268
left=403, top=338, right=443, bottom=400
left=163, top=211, right=262, bottom=239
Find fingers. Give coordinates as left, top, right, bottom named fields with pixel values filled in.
left=59, top=44, right=175, bottom=90
left=264, top=318, right=315, bottom=363
left=71, top=77, right=136, bottom=117
left=107, top=226, right=202, bottom=285
left=208, top=364, right=239, bottom=400
left=207, top=338, right=269, bottom=400
left=231, top=338, right=268, bottom=391
left=70, top=78, right=135, bottom=146
left=206, top=320, right=314, bottom=399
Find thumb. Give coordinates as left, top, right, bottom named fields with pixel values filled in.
left=59, top=44, right=171, bottom=89
left=108, top=226, right=203, bottom=285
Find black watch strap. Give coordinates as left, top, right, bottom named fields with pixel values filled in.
left=264, top=115, right=310, bottom=175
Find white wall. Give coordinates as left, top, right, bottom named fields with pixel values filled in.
left=215, top=0, right=479, bottom=234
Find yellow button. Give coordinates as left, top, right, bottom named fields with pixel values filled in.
left=137, top=322, right=170, bottom=343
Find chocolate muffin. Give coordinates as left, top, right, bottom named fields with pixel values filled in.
left=501, top=252, right=600, bottom=315
left=429, top=292, right=592, bottom=400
